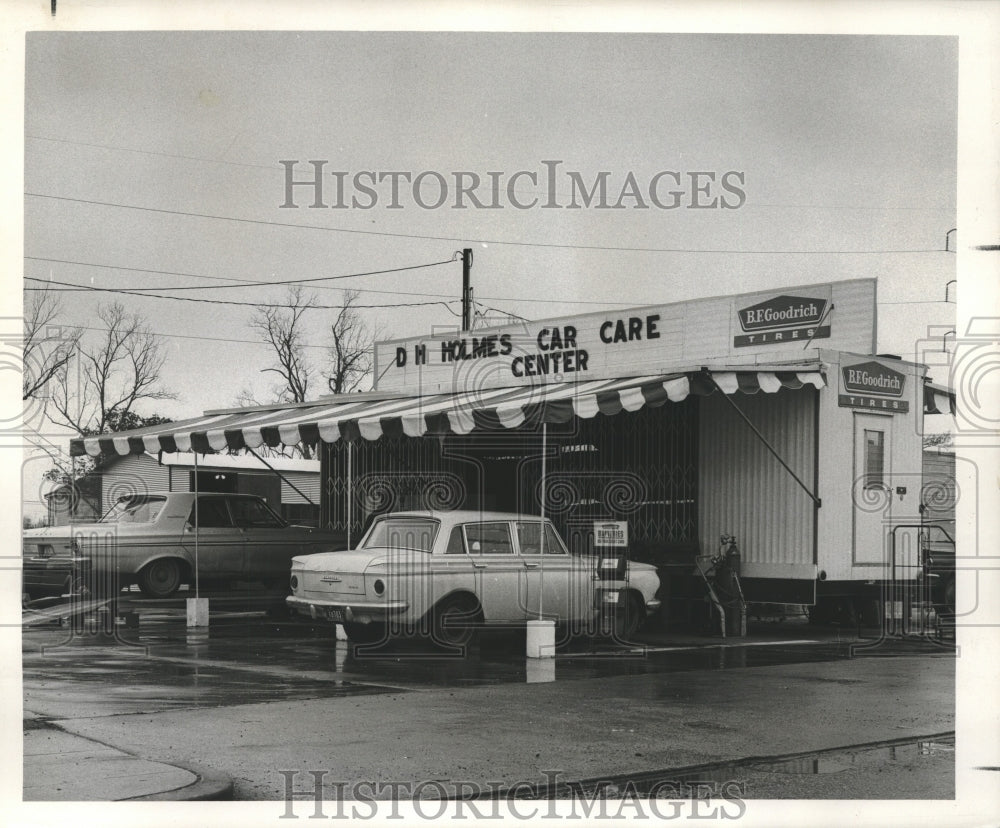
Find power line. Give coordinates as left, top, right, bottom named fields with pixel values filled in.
left=25, top=192, right=947, bottom=254
left=24, top=255, right=456, bottom=291
left=878, top=300, right=955, bottom=305
left=23, top=276, right=459, bottom=311
left=27, top=133, right=278, bottom=171
left=23, top=256, right=637, bottom=306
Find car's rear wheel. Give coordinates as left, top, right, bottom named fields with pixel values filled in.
left=343, top=621, right=387, bottom=645
left=431, top=595, right=480, bottom=648
left=138, top=559, right=183, bottom=598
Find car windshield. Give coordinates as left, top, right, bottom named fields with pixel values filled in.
left=101, top=495, right=167, bottom=524
left=362, top=517, right=440, bottom=552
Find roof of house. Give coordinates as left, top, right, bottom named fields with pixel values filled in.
left=101, top=451, right=320, bottom=474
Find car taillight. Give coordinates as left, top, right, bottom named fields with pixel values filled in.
left=290, top=574, right=299, bottom=591
left=373, top=579, right=385, bottom=596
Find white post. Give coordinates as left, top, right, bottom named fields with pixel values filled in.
left=187, top=452, right=208, bottom=628
left=526, top=422, right=555, bottom=659
left=193, top=452, right=199, bottom=598
left=346, top=441, right=353, bottom=549
left=539, top=422, right=546, bottom=619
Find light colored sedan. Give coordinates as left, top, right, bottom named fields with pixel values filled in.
left=286, top=510, right=661, bottom=646
left=23, top=492, right=345, bottom=598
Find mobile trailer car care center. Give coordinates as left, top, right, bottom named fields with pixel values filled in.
left=71, top=278, right=955, bottom=627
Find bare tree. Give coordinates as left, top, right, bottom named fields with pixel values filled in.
left=326, top=290, right=379, bottom=394
left=250, top=285, right=314, bottom=404
left=22, top=287, right=82, bottom=401
left=248, top=287, right=381, bottom=459
left=49, top=301, right=176, bottom=437
left=248, top=286, right=318, bottom=458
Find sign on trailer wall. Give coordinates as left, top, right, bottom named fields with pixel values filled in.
left=838, top=359, right=910, bottom=413
left=374, top=279, right=876, bottom=394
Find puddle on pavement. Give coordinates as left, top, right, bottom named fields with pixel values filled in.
left=747, top=738, right=955, bottom=776
left=487, top=736, right=956, bottom=799
left=24, top=612, right=944, bottom=697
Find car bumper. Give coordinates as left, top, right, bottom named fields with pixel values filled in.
left=22, top=557, right=90, bottom=594
left=286, top=594, right=409, bottom=623
left=645, top=598, right=662, bottom=615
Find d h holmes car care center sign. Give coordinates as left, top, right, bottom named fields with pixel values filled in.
left=838, top=360, right=909, bottom=413
left=374, top=279, right=876, bottom=395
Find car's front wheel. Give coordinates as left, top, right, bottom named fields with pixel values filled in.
left=943, top=578, right=956, bottom=612
left=138, top=559, right=183, bottom=598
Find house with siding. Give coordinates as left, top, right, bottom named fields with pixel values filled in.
left=96, top=452, right=322, bottom=526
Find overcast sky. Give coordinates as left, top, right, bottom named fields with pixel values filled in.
left=22, top=31, right=957, bottom=511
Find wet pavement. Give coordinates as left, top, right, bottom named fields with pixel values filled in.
left=21, top=599, right=958, bottom=802
left=22, top=606, right=954, bottom=714
left=475, top=733, right=956, bottom=800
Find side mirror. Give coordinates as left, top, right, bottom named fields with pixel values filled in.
left=471, top=541, right=481, bottom=552
left=184, top=522, right=194, bottom=533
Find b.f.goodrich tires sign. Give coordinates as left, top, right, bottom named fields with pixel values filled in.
left=839, top=360, right=909, bottom=413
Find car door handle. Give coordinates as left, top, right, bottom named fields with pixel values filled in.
left=472, top=561, right=488, bottom=569
left=523, top=561, right=540, bottom=569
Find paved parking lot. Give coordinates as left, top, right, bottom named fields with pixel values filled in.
left=21, top=598, right=958, bottom=805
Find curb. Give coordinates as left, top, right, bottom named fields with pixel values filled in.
left=124, top=762, right=234, bottom=801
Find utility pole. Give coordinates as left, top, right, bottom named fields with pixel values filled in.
left=461, top=248, right=473, bottom=332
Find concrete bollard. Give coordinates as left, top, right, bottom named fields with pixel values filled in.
left=526, top=657, right=556, bottom=683
left=186, top=597, right=209, bottom=628
left=526, top=618, right=556, bottom=659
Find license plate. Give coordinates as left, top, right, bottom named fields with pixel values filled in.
left=326, top=608, right=346, bottom=622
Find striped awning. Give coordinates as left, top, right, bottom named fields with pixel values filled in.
left=70, top=368, right=826, bottom=458
left=923, top=381, right=957, bottom=416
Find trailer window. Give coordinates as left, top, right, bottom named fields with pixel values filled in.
left=863, top=430, right=885, bottom=490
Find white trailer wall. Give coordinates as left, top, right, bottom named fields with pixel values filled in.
left=698, top=386, right=817, bottom=580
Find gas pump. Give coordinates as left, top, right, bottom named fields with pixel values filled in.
left=695, top=535, right=748, bottom=638
left=593, top=521, right=629, bottom=637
